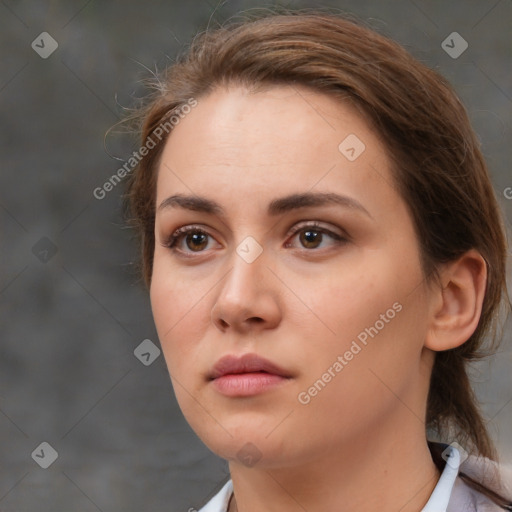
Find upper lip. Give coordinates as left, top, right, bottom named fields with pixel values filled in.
left=209, top=353, right=292, bottom=379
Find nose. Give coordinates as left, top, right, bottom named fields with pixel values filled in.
left=211, top=248, right=282, bottom=334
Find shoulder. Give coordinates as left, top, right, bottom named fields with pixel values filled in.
left=448, top=452, right=512, bottom=511
left=449, top=477, right=507, bottom=511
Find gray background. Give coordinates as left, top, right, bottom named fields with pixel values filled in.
left=0, top=0, right=511, bottom=511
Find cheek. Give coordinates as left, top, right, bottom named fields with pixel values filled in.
left=292, top=295, right=427, bottom=442
left=297, top=252, right=426, bottom=378
left=303, top=264, right=397, bottom=343
left=149, top=266, right=211, bottom=374
left=150, top=249, right=212, bottom=326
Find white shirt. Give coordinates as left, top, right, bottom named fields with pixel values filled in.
left=198, top=444, right=512, bottom=512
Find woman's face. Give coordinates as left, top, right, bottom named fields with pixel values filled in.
left=150, top=85, right=435, bottom=467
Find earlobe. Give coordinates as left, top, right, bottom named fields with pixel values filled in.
left=424, top=250, right=487, bottom=352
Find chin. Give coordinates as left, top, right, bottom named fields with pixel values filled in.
left=193, top=418, right=305, bottom=470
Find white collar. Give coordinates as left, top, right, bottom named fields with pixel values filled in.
left=198, top=444, right=509, bottom=512
left=198, top=479, right=233, bottom=512
left=421, top=444, right=460, bottom=511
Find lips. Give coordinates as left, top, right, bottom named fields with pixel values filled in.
left=209, top=353, right=292, bottom=380
left=209, top=353, right=292, bottom=397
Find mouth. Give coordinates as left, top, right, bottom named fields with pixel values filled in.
left=209, top=353, right=293, bottom=397
left=209, top=353, right=292, bottom=379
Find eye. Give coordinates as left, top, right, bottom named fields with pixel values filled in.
left=285, top=222, right=348, bottom=250
left=163, top=225, right=218, bottom=255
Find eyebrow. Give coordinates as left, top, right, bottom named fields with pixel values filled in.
left=158, top=192, right=373, bottom=219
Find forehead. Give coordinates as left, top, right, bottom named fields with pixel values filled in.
left=155, top=84, right=395, bottom=214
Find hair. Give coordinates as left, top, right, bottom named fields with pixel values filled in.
left=123, top=8, right=511, bottom=506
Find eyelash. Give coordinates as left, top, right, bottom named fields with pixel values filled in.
left=162, top=222, right=348, bottom=257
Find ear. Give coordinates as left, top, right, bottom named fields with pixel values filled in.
left=424, top=249, right=487, bottom=351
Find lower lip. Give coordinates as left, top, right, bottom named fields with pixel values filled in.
left=211, top=372, right=289, bottom=397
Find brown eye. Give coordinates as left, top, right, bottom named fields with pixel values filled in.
left=286, top=222, right=347, bottom=251
left=185, top=232, right=209, bottom=251
left=299, top=229, right=323, bottom=249
left=164, top=226, right=215, bottom=254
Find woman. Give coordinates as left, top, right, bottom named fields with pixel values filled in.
left=124, top=10, right=512, bottom=512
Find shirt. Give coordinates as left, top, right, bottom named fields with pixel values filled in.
left=198, top=444, right=512, bottom=512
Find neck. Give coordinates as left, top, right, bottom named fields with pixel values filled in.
left=227, top=420, right=440, bottom=512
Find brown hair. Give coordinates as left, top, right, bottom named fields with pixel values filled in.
left=124, top=9, right=511, bottom=505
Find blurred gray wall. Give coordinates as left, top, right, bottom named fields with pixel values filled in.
left=0, top=0, right=511, bottom=510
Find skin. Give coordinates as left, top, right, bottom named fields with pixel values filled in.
left=150, top=85, right=486, bottom=512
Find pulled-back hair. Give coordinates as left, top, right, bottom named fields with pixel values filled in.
left=124, top=9, right=510, bottom=505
